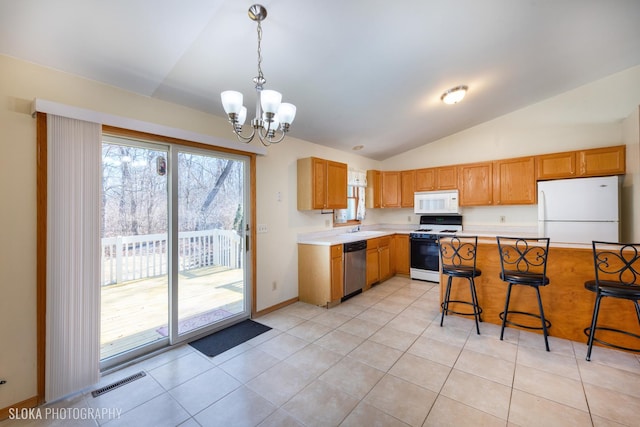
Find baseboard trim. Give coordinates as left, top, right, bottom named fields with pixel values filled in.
left=253, top=297, right=298, bottom=317
left=0, top=395, right=40, bottom=421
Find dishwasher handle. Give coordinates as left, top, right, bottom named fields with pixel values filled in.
left=344, top=240, right=367, bottom=252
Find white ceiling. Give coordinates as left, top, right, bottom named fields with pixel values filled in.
left=2, top=0, right=640, bottom=160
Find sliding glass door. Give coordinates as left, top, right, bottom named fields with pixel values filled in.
left=173, top=149, right=248, bottom=340
left=100, top=136, right=250, bottom=366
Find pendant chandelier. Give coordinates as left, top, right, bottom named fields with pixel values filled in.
left=221, top=4, right=296, bottom=146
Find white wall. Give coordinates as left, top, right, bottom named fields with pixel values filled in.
left=380, top=65, right=640, bottom=235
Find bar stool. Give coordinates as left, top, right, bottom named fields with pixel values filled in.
left=438, top=235, right=483, bottom=334
left=496, top=236, right=551, bottom=351
left=584, top=241, right=640, bottom=361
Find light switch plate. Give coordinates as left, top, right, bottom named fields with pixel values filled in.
left=257, top=224, right=268, bottom=233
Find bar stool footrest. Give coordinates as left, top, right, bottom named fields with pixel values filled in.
left=442, top=300, right=483, bottom=318
left=583, top=326, right=640, bottom=353
left=499, top=310, right=551, bottom=331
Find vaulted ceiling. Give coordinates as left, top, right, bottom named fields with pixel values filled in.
left=2, top=0, right=640, bottom=159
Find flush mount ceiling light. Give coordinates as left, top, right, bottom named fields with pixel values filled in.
left=441, top=85, right=468, bottom=105
left=221, top=4, right=296, bottom=146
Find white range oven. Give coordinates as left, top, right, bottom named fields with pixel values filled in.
left=409, top=214, right=463, bottom=282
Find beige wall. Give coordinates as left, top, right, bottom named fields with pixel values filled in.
left=1, top=53, right=640, bottom=408
left=0, top=54, right=379, bottom=408
left=380, top=65, right=640, bottom=233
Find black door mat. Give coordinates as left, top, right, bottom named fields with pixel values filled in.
left=189, top=319, right=272, bottom=357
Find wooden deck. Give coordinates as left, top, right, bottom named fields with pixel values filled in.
left=100, top=265, right=244, bottom=360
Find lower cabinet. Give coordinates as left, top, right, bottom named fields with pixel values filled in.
left=394, top=234, right=410, bottom=275
left=366, top=239, right=380, bottom=289
left=366, top=237, right=393, bottom=288
left=298, top=243, right=343, bottom=307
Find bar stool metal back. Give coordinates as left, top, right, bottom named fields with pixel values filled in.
left=438, top=235, right=483, bottom=334
left=497, top=236, right=551, bottom=351
left=584, top=241, right=640, bottom=361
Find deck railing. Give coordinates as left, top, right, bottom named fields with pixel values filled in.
left=101, top=229, right=242, bottom=285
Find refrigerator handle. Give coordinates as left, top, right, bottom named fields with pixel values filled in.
left=538, top=190, right=546, bottom=237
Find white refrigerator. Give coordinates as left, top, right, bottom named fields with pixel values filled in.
left=537, top=176, right=620, bottom=244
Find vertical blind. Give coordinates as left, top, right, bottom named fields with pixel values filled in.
left=46, top=115, right=101, bottom=401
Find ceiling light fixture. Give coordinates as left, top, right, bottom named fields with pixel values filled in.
left=441, top=85, right=468, bottom=105
left=221, top=4, right=296, bottom=146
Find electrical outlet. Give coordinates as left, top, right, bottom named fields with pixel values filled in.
left=408, top=215, right=412, bottom=222
left=325, top=219, right=331, bottom=227
left=500, top=216, right=506, bottom=223
left=272, top=281, right=277, bottom=290
left=257, top=224, right=268, bottom=233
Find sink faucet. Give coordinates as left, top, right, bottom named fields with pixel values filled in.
left=352, top=225, right=361, bottom=233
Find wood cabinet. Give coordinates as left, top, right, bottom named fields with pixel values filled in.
left=381, top=171, right=401, bottom=208
left=536, top=145, right=625, bottom=181
left=436, top=166, right=458, bottom=189
left=493, top=156, right=536, bottom=205
left=400, top=170, right=415, bottom=207
left=366, top=239, right=380, bottom=288
left=330, top=245, right=344, bottom=302
left=297, top=157, right=347, bottom=210
left=298, top=243, right=343, bottom=307
left=458, top=162, right=493, bottom=206
left=378, top=236, right=392, bottom=281
left=365, top=236, right=393, bottom=286
left=415, top=168, right=435, bottom=191
left=578, top=145, right=625, bottom=177
left=536, top=151, right=576, bottom=180
left=366, top=170, right=382, bottom=209
left=415, top=166, right=458, bottom=191
left=394, top=234, right=410, bottom=275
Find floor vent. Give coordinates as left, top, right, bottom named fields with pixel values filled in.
left=91, top=371, right=146, bottom=398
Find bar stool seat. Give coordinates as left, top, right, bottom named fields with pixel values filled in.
left=438, top=235, right=483, bottom=335
left=584, top=241, right=640, bottom=361
left=497, top=236, right=552, bottom=351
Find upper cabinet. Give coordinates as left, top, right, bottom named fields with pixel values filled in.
left=436, top=166, right=458, bottom=189
left=297, top=157, right=347, bottom=210
left=381, top=171, right=401, bottom=208
left=458, top=162, right=493, bottom=206
left=536, top=145, right=625, bottom=181
left=536, top=151, right=576, bottom=180
left=400, top=170, right=415, bottom=207
left=365, top=144, right=625, bottom=209
left=415, top=166, right=457, bottom=191
left=578, top=145, right=625, bottom=177
left=366, top=170, right=382, bottom=208
left=493, top=156, right=536, bottom=205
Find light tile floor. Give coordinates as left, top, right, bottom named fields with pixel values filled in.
left=5, top=276, right=640, bottom=426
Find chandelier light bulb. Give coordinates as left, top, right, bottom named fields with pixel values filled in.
left=221, top=91, right=243, bottom=114
left=277, top=103, right=296, bottom=125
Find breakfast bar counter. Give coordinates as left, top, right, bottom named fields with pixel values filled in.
left=441, top=240, right=640, bottom=350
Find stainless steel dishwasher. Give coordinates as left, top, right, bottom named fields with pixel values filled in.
left=343, top=240, right=367, bottom=299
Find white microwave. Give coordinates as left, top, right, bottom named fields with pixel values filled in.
left=414, top=190, right=460, bottom=214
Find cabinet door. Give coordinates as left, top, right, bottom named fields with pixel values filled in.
left=536, top=151, right=576, bottom=180
left=379, top=242, right=391, bottom=281
left=366, top=170, right=382, bottom=208
left=366, top=238, right=380, bottom=287
left=493, top=157, right=536, bottom=205
left=330, top=245, right=343, bottom=302
left=326, top=160, right=348, bottom=209
left=394, top=234, right=410, bottom=275
left=436, top=166, right=458, bottom=190
left=311, top=157, right=327, bottom=209
left=400, top=170, right=416, bottom=207
left=381, top=171, right=401, bottom=208
left=415, top=168, right=435, bottom=191
left=578, top=145, right=625, bottom=177
left=458, top=162, right=493, bottom=206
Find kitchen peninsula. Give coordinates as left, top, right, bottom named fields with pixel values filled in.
left=441, top=238, right=640, bottom=351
